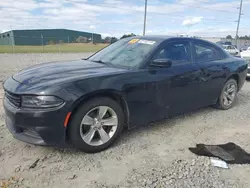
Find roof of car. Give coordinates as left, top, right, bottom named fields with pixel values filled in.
left=223, top=44, right=235, bottom=46
left=136, top=35, right=192, bottom=40
left=124, top=35, right=225, bottom=50
left=131, top=35, right=216, bottom=44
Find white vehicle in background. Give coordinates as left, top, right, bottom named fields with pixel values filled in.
left=240, top=46, right=250, bottom=52
left=222, top=45, right=240, bottom=56
left=241, top=47, right=250, bottom=78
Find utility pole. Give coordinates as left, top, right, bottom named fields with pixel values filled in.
left=41, top=34, right=44, bottom=53
left=143, top=0, right=147, bottom=36
left=236, top=0, right=243, bottom=48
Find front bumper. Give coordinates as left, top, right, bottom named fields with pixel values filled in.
left=3, top=96, right=68, bottom=147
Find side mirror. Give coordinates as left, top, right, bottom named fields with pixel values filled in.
left=150, top=59, right=172, bottom=68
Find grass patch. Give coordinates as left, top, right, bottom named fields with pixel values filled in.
left=0, top=43, right=108, bottom=53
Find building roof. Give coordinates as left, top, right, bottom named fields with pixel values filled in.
left=0, top=29, right=100, bottom=35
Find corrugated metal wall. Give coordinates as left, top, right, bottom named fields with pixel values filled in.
left=0, top=29, right=102, bottom=45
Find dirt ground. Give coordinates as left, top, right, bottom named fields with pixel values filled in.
left=1, top=53, right=250, bottom=188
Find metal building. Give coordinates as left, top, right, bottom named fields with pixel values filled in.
left=0, top=29, right=102, bottom=45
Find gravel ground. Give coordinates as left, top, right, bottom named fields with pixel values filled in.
left=1, top=53, right=250, bottom=188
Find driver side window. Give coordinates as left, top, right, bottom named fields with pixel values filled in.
left=152, top=41, right=191, bottom=66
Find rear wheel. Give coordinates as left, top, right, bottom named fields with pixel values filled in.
left=215, top=79, right=237, bottom=110
left=68, top=97, right=124, bottom=153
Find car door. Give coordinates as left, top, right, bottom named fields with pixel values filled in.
left=227, top=46, right=235, bottom=55
left=192, top=40, right=226, bottom=105
left=232, top=46, right=237, bottom=55
left=232, top=46, right=239, bottom=56
left=227, top=45, right=237, bottom=55
left=230, top=46, right=236, bottom=55
left=227, top=46, right=233, bottom=55
left=145, top=40, right=205, bottom=117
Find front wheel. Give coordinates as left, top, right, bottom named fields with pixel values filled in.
left=68, top=97, right=124, bottom=153
left=215, top=79, right=238, bottom=110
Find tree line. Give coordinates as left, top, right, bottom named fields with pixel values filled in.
left=226, top=35, right=250, bottom=40
left=76, top=33, right=137, bottom=44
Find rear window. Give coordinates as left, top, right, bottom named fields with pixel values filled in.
left=194, top=42, right=225, bottom=63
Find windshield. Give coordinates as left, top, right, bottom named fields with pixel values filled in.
left=88, top=38, right=158, bottom=68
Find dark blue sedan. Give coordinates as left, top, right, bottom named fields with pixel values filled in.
left=3, top=36, right=248, bottom=153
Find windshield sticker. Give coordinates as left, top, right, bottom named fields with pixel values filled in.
left=128, top=39, right=139, bottom=44
left=138, top=40, right=156, bottom=45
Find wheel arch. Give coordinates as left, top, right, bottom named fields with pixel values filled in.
left=226, top=74, right=240, bottom=91
left=65, top=90, right=130, bottom=141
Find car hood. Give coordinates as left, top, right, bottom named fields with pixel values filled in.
left=12, top=59, right=127, bottom=85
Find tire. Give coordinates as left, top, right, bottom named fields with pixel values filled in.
left=68, top=97, right=124, bottom=153
left=215, top=78, right=238, bottom=110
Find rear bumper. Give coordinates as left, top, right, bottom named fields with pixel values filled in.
left=3, top=96, right=69, bottom=147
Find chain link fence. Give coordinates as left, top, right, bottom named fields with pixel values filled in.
left=0, top=35, right=109, bottom=53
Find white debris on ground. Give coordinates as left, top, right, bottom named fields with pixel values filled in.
left=1, top=53, right=250, bottom=188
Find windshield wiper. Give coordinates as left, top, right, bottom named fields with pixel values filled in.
left=91, top=60, right=108, bottom=64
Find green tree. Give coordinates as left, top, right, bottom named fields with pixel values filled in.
left=110, top=37, right=118, bottom=43
left=226, top=35, right=232, bottom=39
left=239, top=35, right=250, bottom=40
left=104, top=36, right=111, bottom=43
left=120, top=33, right=136, bottom=39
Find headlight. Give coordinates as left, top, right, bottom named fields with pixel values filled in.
left=21, top=96, right=64, bottom=108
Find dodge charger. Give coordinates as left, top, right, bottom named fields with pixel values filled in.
left=3, top=36, right=248, bottom=153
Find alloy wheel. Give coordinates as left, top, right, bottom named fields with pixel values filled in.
left=80, top=106, right=118, bottom=146
left=222, top=82, right=237, bottom=106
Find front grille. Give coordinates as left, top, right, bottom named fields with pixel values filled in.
left=5, top=91, right=21, bottom=107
